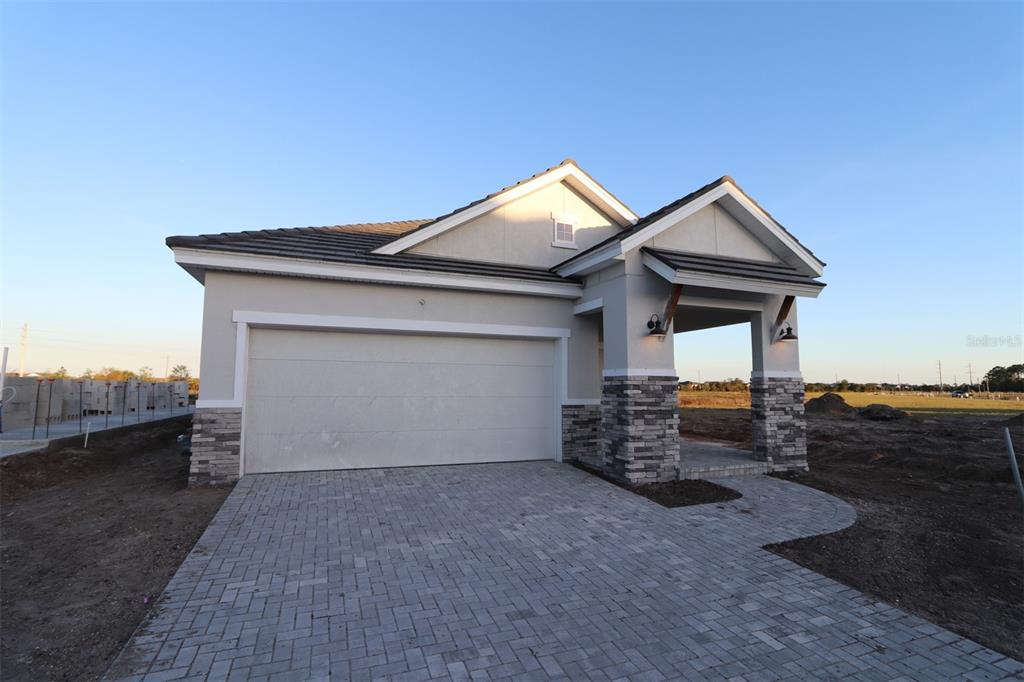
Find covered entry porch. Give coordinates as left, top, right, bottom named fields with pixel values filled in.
left=672, top=283, right=803, bottom=476
left=566, top=248, right=824, bottom=484
left=655, top=248, right=825, bottom=476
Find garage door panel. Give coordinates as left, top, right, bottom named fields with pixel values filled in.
left=246, top=359, right=553, bottom=399
left=245, top=395, right=552, bottom=435
left=244, top=329, right=556, bottom=473
left=245, top=426, right=553, bottom=472
left=250, top=330, right=549, bottom=366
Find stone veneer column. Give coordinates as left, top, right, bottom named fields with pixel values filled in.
left=561, top=403, right=602, bottom=468
left=189, top=407, right=242, bottom=485
left=750, top=376, right=807, bottom=471
left=601, top=375, right=679, bottom=484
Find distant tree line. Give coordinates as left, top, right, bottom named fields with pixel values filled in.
left=679, top=364, right=1024, bottom=393
left=30, top=365, right=200, bottom=397
left=984, top=364, right=1024, bottom=392
left=679, top=378, right=749, bottom=392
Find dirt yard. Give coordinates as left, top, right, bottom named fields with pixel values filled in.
left=680, top=407, right=1024, bottom=660
left=0, top=417, right=231, bottom=681
left=678, top=390, right=1024, bottom=415
left=572, top=461, right=741, bottom=507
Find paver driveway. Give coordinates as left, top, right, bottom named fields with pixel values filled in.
left=107, top=462, right=1023, bottom=681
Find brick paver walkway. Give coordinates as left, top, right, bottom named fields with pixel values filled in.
left=107, top=463, right=1023, bottom=681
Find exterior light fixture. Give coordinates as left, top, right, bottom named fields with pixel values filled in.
left=647, top=313, right=668, bottom=341
left=777, top=323, right=798, bottom=341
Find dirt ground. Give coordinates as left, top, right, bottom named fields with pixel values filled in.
left=0, top=417, right=232, bottom=681
left=573, top=461, right=741, bottom=507
left=680, top=407, right=1024, bottom=660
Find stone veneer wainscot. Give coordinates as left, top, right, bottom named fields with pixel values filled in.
left=189, top=407, right=242, bottom=485
left=750, top=376, right=808, bottom=471
left=561, top=403, right=601, bottom=468
left=601, top=375, right=679, bottom=484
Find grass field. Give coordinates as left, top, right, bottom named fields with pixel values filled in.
left=678, top=390, right=1024, bottom=415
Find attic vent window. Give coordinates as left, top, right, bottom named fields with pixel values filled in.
left=552, top=214, right=577, bottom=249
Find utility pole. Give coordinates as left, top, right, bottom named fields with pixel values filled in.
left=897, top=372, right=902, bottom=392
left=938, top=360, right=943, bottom=393
left=967, top=363, right=974, bottom=388
left=18, top=324, right=27, bottom=377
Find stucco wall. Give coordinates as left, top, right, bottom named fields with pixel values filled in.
left=580, top=254, right=677, bottom=374
left=649, top=204, right=780, bottom=263
left=198, top=271, right=600, bottom=401
left=409, top=181, right=622, bottom=268
left=751, top=294, right=801, bottom=375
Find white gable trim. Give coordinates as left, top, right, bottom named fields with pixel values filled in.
left=173, top=247, right=584, bottom=299
left=372, top=163, right=638, bottom=256
left=556, top=180, right=823, bottom=278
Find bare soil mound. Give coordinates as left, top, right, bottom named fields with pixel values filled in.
left=1002, top=412, right=1024, bottom=428
left=804, top=392, right=855, bottom=415
left=858, top=403, right=909, bottom=421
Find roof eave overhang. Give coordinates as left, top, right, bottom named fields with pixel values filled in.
left=555, top=180, right=825, bottom=279
left=641, top=251, right=825, bottom=299
left=171, top=247, right=584, bottom=299
left=371, top=162, right=638, bottom=256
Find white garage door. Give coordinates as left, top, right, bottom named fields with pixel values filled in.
left=243, top=328, right=556, bottom=473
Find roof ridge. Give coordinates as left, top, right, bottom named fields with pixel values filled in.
left=552, top=176, right=732, bottom=270
left=167, top=219, right=432, bottom=244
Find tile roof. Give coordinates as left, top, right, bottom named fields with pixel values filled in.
left=166, top=222, right=574, bottom=283
left=166, top=165, right=823, bottom=289
left=554, top=176, right=825, bottom=271
left=374, top=158, right=636, bottom=248
left=643, top=248, right=826, bottom=288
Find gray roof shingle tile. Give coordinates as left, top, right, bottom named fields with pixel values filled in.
left=166, top=222, right=575, bottom=283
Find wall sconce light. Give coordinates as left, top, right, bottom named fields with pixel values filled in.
left=647, top=313, right=668, bottom=341
left=777, top=322, right=798, bottom=341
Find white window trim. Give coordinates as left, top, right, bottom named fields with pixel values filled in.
left=551, top=213, right=578, bottom=250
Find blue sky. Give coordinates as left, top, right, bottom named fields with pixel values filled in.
left=2, top=1, right=1021, bottom=384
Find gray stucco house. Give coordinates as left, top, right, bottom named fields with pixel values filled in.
left=169, top=160, right=825, bottom=485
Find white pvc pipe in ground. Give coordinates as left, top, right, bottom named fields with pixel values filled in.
left=1004, top=427, right=1024, bottom=508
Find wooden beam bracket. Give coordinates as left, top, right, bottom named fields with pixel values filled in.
left=770, top=295, right=795, bottom=344
left=661, top=284, right=683, bottom=334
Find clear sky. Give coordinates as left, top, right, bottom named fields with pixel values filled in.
left=2, top=1, right=1021, bottom=384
